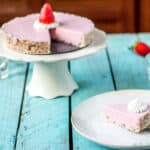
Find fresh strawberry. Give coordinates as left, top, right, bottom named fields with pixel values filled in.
left=130, top=42, right=150, bottom=56
left=39, top=3, right=55, bottom=24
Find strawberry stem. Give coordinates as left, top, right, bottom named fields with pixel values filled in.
left=128, top=45, right=134, bottom=51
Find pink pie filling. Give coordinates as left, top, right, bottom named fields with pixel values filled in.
left=102, top=104, right=150, bottom=129
left=2, top=12, right=94, bottom=46
left=2, top=14, right=50, bottom=43
left=51, top=12, right=94, bottom=46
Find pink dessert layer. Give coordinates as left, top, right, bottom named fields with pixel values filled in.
left=2, top=14, right=50, bottom=43
left=102, top=104, right=150, bottom=129
left=2, top=12, right=94, bottom=46
left=51, top=12, right=94, bottom=46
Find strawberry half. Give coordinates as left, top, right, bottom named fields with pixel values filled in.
left=39, top=3, right=55, bottom=24
left=130, top=42, right=150, bottom=56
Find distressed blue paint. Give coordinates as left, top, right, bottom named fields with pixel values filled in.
left=71, top=50, right=114, bottom=150
left=16, top=64, right=69, bottom=150
left=0, top=62, right=27, bottom=150
left=138, top=33, right=150, bottom=45
left=107, top=34, right=150, bottom=89
left=2, top=34, right=150, bottom=150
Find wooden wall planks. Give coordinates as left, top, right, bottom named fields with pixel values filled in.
left=0, top=0, right=42, bottom=25
left=0, top=62, right=27, bottom=149
left=2, top=0, right=150, bottom=32
left=48, top=0, right=135, bottom=33
left=138, top=0, right=150, bottom=32
left=0, top=0, right=135, bottom=32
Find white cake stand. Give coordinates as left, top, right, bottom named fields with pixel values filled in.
left=0, top=29, right=106, bottom=99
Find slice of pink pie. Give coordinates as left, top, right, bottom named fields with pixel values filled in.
left=102, top=103, right=150, bottom=133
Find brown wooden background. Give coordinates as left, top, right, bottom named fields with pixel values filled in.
left=0, top=0, right=150, bottom=33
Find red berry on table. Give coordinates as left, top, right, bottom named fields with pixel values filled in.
left=130, top=42, right=150, bottom=56
left=39, top=3, right=55, bottom=24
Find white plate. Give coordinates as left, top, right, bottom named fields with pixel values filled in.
left=71, top=90, right=150, bottom=149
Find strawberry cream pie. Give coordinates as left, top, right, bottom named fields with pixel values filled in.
left=102, top=99, right=150, bottom=133
left=1, top=3, right=94, bottom=54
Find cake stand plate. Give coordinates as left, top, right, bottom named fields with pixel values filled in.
left=0, top=29, right=106, bottom=99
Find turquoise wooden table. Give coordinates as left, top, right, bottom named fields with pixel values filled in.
left=1, top=33, right=150, bottom=150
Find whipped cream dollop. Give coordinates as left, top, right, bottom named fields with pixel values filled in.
left=128, top=98, right=149, bottom=113
left=33, top=20, right=59, bottom=30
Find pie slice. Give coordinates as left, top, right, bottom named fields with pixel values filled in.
left=102, top=103, right=150, bottom=133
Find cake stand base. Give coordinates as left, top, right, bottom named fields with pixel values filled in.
left=26, top=61, right=78, bottom=99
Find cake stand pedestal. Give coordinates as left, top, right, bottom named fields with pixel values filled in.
left=0, top=29, right=106, bottom=99
left=27, top=61, right=78, bottom=99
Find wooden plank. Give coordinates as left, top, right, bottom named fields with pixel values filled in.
left=138, top=33, right=150, bottom=45
left=0, top=62, right=27, bottom=150
left=71, top=50, right=114, bottom=150
left=107, top=34, right=150, bottom=89
left=0, top=0, right=42, bottom=25
left=16, top=64, right=69, bottom=150
left=48, top=0, right=135, bottom=32
left=138, top=0, right=150, bottom=32
left=137, top=33, right=150, bottom=84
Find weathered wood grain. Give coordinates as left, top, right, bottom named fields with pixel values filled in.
left=138, top=33, right=150, bottom=45
left=0, top=62, right=27, bottom=150
left=16, top=64, right=69, bottom=150
left=14, top=33, right=150, bottom=150
left=107, top=34, right=150, bottom=89
left=70, top=50, right=114, bottom=150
